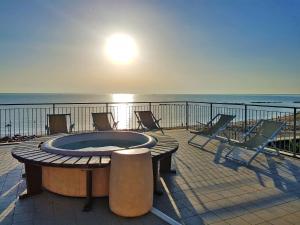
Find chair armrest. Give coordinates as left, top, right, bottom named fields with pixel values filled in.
left=243, top=126, right=257, bottom=138
left=196, top=121, right=207, bottom=126
left=155, top=118, right=162, bottom=124
left=113, top=121, right=119, bottom=129
left=69, top=123, right=75, bottom=132
left=45, top=125, right=49, bottom=135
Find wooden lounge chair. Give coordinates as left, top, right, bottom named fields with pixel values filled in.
left=92, top=112, right=118, bottom=131
left=225, top=119, right=285, bottom=166
left=135, top=111, right=164, bottom=134
left=46, top=114, right=74, bottom=135
left=188, top=114, right=236, bottom=148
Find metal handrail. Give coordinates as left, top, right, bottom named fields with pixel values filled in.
left=1, top=101, right=299, bottom=109
left=0, top=100, right=298, bottom=156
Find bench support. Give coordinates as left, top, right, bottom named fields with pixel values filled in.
left=83, top=170, right=93, bottom=212
left=160, top=154, right=176, bottom=174
left=19, top=163, right=42, bottom=199
left=152, top=159, right=163, bottom=195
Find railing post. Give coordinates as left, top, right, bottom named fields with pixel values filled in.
left=105, top=103, right=109, bottom=113
left=52, top=104, right=55, bottom=114
left=244, top=104, right=248, bottom=141
left=210, top=103, right=213, bottom=123
left=293, top=107, right=297, bottom=157
left=185, top=101, right=189, bottom=130
left=149, top=102, right=151, bottom=111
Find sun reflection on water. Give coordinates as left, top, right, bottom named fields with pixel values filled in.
left=112, top=94, right=134, bottom=103
left=112, top=94, right=134, bottom=129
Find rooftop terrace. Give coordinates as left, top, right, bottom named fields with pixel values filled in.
left=1, top=129, right=300, bottom=225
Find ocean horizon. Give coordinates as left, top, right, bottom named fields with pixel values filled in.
left=1, top=93, right=300, bottom=107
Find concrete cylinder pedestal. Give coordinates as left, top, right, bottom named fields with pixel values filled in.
left=109, top=148, right=153, bottom=217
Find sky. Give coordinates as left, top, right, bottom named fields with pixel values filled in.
left=0, top=0, right=299, bottom=94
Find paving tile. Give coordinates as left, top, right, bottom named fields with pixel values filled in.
left=238, top=213, right=265, bottom=225
left=281, top=213, right=300, bottom=224
left=2, top=131, right=300, bottom=225
left=209, top=221, right=229, bottom=225
left=268, top=217, right=293, bottom=225
left=182, top=215, right=205, bottom=225
left=253, top=209, right=282, bottom=221
left=224, top=216, right=250, bottom=225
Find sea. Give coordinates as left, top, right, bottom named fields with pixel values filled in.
left=0, top=93, right=299, bottom=137
left=0, top=93, right=300, bottom=106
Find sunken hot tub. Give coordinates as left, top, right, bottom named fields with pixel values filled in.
left=41, top=131, right=157, bottom=156
left=40, top=131, right=157, bottom=197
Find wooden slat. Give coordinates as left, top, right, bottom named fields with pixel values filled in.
left=75, top=157, right=90, bottom=165
left=13, top=148, right=41, bottom=154
left=51, top=156, right=73, bottom=164
left=13, top=150, right=42, bottom=157
left=153, top=146, right=174, bottom=151
left=151, top=149, right=169, bottom=154
left=21, top=152, right=50, bottom=160
left=63, top=157, right=81, bottom=165
left=31, top=154, right=58, bottom=162
left=41, top=155, right=65, bottom=163
left=89, top=156, right=101, bottom=165
left=150, top=152, right=160, bottom=157
left=101, top=156, right=111, bottom=165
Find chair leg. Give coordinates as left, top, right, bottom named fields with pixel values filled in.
left=201, top=137, right=213, bottom=148
left=137, top=122, right=142, bottom=130
left=187, top=134, right=198, bottom=144
left=247, top=148, right=262, bottom=166
left=225, top=146, right=237, bottom=158
left=188, top=134, right=212, bottom=149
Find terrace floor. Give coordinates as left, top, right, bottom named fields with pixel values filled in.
left=1, top=129, right=300, bottom=225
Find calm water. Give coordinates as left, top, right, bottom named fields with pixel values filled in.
left=0, top=93, right=300, bottom=107
left=0, top=93, right=299, bottom=137
left=60, top=139, right=140, bottom=150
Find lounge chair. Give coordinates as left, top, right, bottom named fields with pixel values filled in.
left=188, top=114, right=236, bottom=148
left=225, top=119, right=285, bottom=166
left=46, top=114, right=75, bottom=135
left=134, top=111, right=164, bottom=134
left=92, top=112, right=118, bottom=131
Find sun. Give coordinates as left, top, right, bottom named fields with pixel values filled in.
left=104, top=33, right=138, bottom=64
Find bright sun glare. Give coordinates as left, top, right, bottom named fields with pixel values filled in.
left=104, top=33, right=138, bottom=64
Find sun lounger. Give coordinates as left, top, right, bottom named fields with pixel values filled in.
left=92, top=112, right=118, bottom=131
left=135, top=111, right=164, bottom=134
left=225, top=119, right=285, bottom=165
left=46, top=114, right=74, bottom=135
left=188, top=114, right=236, bottom=148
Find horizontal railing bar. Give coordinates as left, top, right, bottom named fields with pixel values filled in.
left=188, top=101, right=299, bottom=109
left=0, top=101, right=187, bottom=106
left=0, top=101, right=299, bottom=109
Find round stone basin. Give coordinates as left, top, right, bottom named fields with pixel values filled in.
left=41, top=131, right=157, bottom=156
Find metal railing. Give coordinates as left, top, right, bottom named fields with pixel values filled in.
left=0, top=101, right=299, bottom=156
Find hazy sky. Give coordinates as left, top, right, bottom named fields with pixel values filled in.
left=0, top=0, right=299, bottom=94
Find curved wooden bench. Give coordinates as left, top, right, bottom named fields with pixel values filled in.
left=11, top=132, right=178, bottom=211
